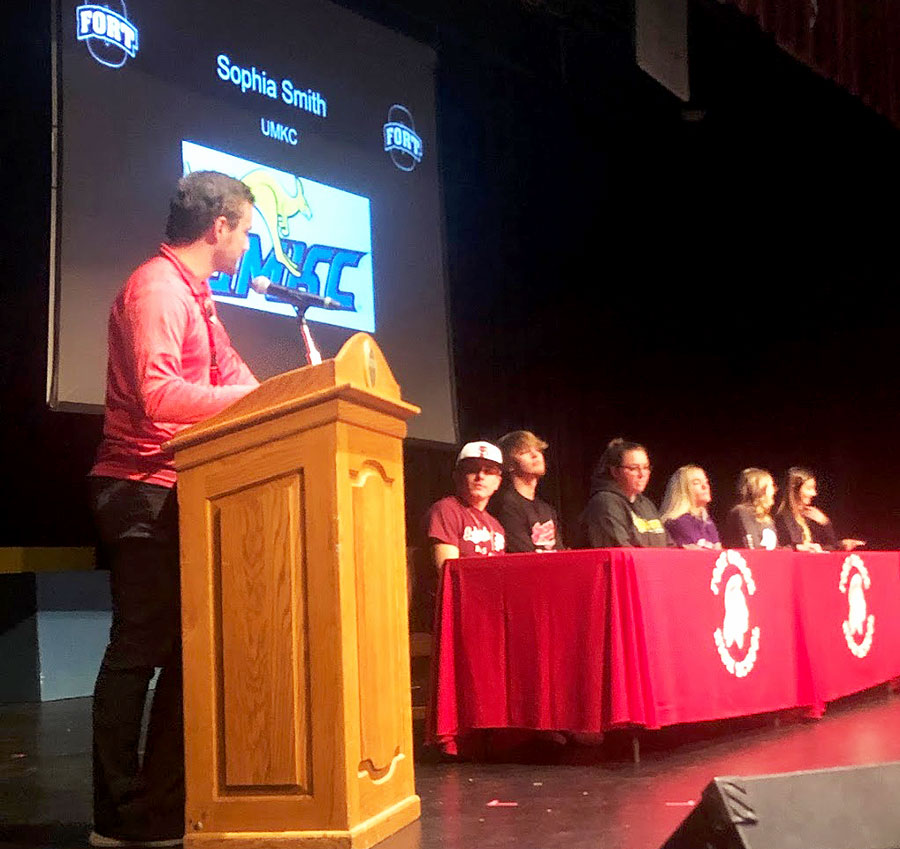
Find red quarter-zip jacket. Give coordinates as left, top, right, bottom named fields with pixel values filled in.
left=91, top=244, right=259, bottom=487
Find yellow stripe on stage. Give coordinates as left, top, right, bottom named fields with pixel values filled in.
left=0, top=547, right=97, bottom=574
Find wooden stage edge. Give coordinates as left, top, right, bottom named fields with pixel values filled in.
left=184, top=795, right=421, bottom=849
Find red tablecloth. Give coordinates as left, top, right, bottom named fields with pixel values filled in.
left=427, top=548, right=900, bottom=752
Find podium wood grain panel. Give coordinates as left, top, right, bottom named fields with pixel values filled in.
left=352, top=463, right=403, bottom=781
left=214, top=473, right=310, bottom=791
left=340, top=426, right=415, bottom=825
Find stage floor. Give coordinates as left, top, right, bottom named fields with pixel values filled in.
left=2, top=686, right=899, bottom=849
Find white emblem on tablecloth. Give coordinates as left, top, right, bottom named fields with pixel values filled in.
left=711, top=550, right=760, bottom=677
left=759, top=526, right=778, bottom=550
left=839, top=554, right=874, bottom=658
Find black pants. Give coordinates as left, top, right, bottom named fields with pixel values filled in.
left=90, top=477, right=184, bottom=841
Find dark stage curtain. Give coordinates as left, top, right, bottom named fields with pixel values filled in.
left=726, top=0, right=900, bottom=128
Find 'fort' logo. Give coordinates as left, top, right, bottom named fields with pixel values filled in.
left=383, top=104, right=423, bottom=172
left=76, top=2, right=139, bottom=69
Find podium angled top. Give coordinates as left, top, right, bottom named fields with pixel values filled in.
left=166, top=333, right=420, bottom=454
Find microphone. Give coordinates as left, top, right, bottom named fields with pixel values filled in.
left=250, top=276, right=346, bottom=310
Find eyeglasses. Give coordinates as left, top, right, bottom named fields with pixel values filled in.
left=620, top=464, right=651, bottom=474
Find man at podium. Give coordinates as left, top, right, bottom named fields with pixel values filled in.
left=87, top=172, right=260, bottom=848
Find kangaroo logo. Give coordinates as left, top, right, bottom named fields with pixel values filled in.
left=180, top=140, right=376, bottom=333
left=241, top=170, right=313, bottom=278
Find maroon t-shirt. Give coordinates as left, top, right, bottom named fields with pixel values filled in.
left=425, top=496, right=506, bottom=557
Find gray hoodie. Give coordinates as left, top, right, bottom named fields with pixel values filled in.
left=580, top=477, right=669, bottom=548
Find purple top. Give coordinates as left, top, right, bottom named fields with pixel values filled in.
left=664, top=512, right=721, bottom=549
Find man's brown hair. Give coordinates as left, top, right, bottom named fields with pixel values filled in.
left=164, top=171, right=254, bottom=245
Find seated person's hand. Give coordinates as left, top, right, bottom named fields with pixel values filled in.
left=802, top=506, right=829, bottom=526
left=796, top=542, right=824, bottom=553
left=840, top=538, right=866, bottom=551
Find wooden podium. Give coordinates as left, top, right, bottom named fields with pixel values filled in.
left=167, top=334, right=421, bottom=849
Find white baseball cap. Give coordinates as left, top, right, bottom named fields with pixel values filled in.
left=456, top=441, right=503, bottom=466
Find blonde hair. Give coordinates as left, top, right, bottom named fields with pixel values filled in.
left=660, top=465, right=709, bottom=523
left=738, top=467, right=774, bottom=519
left=498, top=430, right=548, bottom=474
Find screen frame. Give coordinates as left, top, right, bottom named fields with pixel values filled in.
left=45, top=0, right=460, bottom=447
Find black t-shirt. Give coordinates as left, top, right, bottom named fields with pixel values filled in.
left=489, top=487, right=562, bottom=553
left=775, top=511, right=838, bottom=550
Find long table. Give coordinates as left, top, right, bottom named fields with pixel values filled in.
left=427, top=548, right=900, bottom=753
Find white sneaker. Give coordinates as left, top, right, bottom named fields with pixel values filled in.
left=89, top=831, right=182, bottom=848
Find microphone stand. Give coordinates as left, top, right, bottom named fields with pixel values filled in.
left=295, top=305, right=323, bottom=366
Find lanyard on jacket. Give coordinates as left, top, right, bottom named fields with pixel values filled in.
left=196, top=293, right=221, bottom=386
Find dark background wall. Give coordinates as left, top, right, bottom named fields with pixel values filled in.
left=2, top=1, right=899, bottom=556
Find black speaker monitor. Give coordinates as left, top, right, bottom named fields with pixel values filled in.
left=662, top=761, right=900, bottom=849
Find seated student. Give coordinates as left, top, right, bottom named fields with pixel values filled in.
left=660, top=465, right=722, bottom=549
left=580, top=438, right=668, bottom=548
left=775, top=466, right=865, bottom=552
left=424, top=441, right=506, bottom=571
left=722, top=467, right=779, bottom=550
left=489, top=430, right=562, bottom=552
